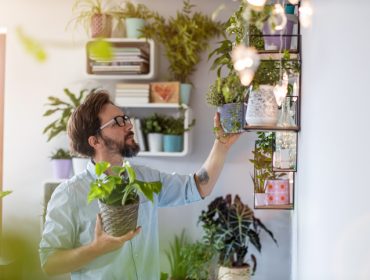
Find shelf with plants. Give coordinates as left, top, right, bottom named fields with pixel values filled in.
left=120, top=104, right=193, bottom=157
left=86, top=38, right=157, bottom=80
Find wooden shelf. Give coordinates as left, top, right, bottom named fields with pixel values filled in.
left=254, top=204, right=294, bottom=210
left=243, top=125, right=300, bottom=132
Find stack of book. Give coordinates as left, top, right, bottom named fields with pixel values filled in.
left=89, top=46, right=149, bottom=75
left=115, top=83, right=150, bottom=105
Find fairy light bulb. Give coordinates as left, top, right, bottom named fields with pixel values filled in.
left=247, top=0, right=267, bottom=7
left=239, top=69, right=255, bottom=86
left=288, top=0, right=299, bottom=4
left=273, top=3, right=287, bottom=31
left=299, top=0, right=313, bottom=28
left=232, top=45, right=260, bottom=72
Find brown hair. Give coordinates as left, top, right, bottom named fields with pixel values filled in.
left=67, top=89, right=112, bottom=157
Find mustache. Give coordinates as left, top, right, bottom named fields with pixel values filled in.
left=125, top=131, right=134, bottom=140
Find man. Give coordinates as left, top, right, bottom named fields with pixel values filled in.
left=39, top=89, right=240, bottom=279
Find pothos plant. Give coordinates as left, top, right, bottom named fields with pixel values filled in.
left=199, top=194, right=277, bottom=274
left=249, top=132, right=286, bottom=193
left=87, top=161, right=162, bottom=206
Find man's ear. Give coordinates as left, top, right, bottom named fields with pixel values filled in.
left=88, top=135, right=100, bottom=150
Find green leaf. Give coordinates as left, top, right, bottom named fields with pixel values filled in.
left=95, top=161, right=110, bottom=177
left=0, top=190, right=12, bottom=199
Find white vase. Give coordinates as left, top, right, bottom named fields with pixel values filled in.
left=72, top=157, right=90, bottom=175
left=245, top=85, right=278, bottom=126
left=218, top=266, right=251, bottom=280
left=147, top=133, right=163, bottom=152
left=255, top=193, right=267, bottom=207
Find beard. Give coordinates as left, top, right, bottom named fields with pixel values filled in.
left=100, top=131, right=140, bottom=158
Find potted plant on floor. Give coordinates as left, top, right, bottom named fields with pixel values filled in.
left=199, top=194, right=277, bottom=280
left=43, top=88, right=90, bottom=174
left=50, top=148, right=73, bottom=180
left=68, top=0, right=119, bottom=38
left=162, top=115, right=195, bottom=153
left=141, top=0, right=224, bottom=105
left=142, top=113, right=165, bottom=152
left=88, top=161, right=162, bottom=236
left=117, top=0, right=154, bottom=38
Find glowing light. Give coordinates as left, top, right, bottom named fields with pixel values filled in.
left=299, top=0, right=313, bottom=28
left=0, top=27, right=7, bottom=34
left=247, top=0, right=267, bottom=7
left=273, top=72, right=289, bottom=106
left=288, top=0, right=299, bottom=4
left=231, top=45, right=260, bottom=72
left=239, top=69, right=255, bottom=86
left=273, top=4, right=287, bottom=31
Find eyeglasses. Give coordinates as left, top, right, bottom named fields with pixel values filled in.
left=99, top=115, right=131, bottom=130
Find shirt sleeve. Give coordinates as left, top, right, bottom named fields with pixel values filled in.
left=39, top=182, right=78, bottom=267
left=156, top=170, right=202, bottom=207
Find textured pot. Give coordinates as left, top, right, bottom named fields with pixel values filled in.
left=98, top=201, right=139, bottom=237
left=51, top=159, right=72, bottom=179
left=218, top=265, right=251, bottom=280
left=218, top=103, right=246, bottom=133
left=245, top=85, right=278, bottom=126
left=91, top=14, right=112, bottom=38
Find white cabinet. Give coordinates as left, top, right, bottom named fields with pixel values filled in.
left=86, top=38, right=157, bottom=80
left=120, top=104, right=192, bottom=157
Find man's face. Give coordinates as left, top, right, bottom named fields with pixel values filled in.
left=98, top=103, right=140, bottom=157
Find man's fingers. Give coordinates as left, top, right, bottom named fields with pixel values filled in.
left=95, top=214, right=102, bottom=233
left=118, top=226, right=141, bottom=242
left=214, top=112, right=221, bottom=128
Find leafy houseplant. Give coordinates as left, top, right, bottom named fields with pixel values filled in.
left=162, top=115, right=195, bottom=153
left=141, top=0, right=223, bottom=84
left=165, top=230, right=188, bottom=280
left=142, top=114, right=165, bottom=152
left=69, top=0, right=118, bottom=38
left=87, top=161, right=162, bottom=236
left=199, top=194, right=277, bottom=279
left=43, top=88, right=88, bottom=142
left=50, top=148, right=72, bottom=160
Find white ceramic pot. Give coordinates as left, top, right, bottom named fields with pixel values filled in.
left=218, top=265, right=251, bottom=280
left=255, top=193, right=267, bottom=207
left=147, top=133, right=163, bottom=152
left=245, top=85, right=278, bottom=126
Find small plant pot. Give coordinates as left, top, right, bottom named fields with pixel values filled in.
left=147, top=133, right=163, bottom=152
left=255, top=193, right=267, bottom=207
left=91, top=14, right=112, bottom=38
left=163, top=135, right=183, bottom=152
left=125, top=18, right=145, bottom=38
left=217, top=103, right=246, bottom=133
left=218, top=265, right=251, bottom=280
left=51, top=159, right=72, bottom=179
left=98, top=201, right=139, bottom=237
left=180, top=83, right=192, bottom=105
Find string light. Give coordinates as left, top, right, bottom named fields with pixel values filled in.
left=273, top=72, right=289, bottom=106
left=299, top=0, right=313, bottom=27
left=247, top=0, right=267, bottom=7
left=272, top=3, right=287, bottom=31
left=231, top=45, right=260, bottom=86
left=288, top=0, right=299, bottom=4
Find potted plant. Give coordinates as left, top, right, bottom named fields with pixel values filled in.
left=164, top=230, right=188, bottom=280
left=68, top=0, right=119, bottom=38
left=50, top=148, right=73, bottom=180
left=87, top=161, right=162, bottom=236
left=162, top=115, right=195, bottom=153
left=141, top=0, right=224, bottom=105
left=199, top=194, right=277, bottom=280
left=249, top=132, right=286, bottom=206
left=43, top=88, right=90, bottom=174
left=142, top=113, right=165, bottom=152
left=117, top=0, right=154, bottom=38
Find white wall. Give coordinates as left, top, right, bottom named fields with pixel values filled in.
left=297, top=0, right=370, bottom=279
left=0, top=0, right=292, bottom=279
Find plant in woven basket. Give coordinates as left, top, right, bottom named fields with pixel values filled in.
left=43, top=88, right=88, bottom=142
left=87, top=161, right=162, bottom=236
left=199, top=194, right=277, bottom=275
